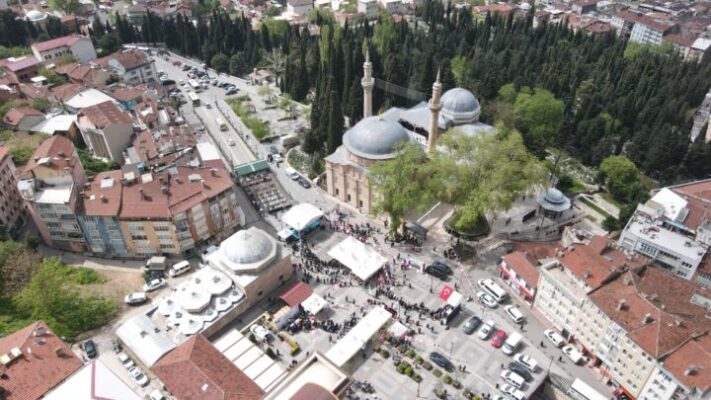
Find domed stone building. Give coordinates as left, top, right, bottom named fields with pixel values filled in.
left=324, top=54, right=493, bottom=215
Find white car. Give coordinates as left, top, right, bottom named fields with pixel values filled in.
left=124, top=292, right=147, bottom=305
left=562, top=345, right=584, bottom=364
left=178, top=79, right=185, bottom=86
left=477, top=291, right=498, bottom=309
left=128, top=367, right=150, bottom=387
left=477, top=320, right=495, bottom=340
left=250, top=324, right=273, bottom=342
left=513, top=353, right=539, bottom=373
left=228, top=139, right=235, bottom=146
left=500, top=384, right=525, bottom=400
left=143, top=278, right=166, bottom=292
left=544, top=329, right=566, bottom=348
left=117, top=352, right=134, bottom=369
left=504, top=305, right=525, bottom=324
left=149, top=390, right=166, bottom=400
left=500, top=370, right=525, bottom=390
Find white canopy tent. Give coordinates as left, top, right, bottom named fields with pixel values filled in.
left=327, top=236, right=388, bottom=281
left=281, top=203, right=324, bottom=231
left=325, top=306, right=392, bottom=367
left=301, top=293, right=328, bottom=315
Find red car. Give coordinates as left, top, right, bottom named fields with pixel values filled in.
left=172, top=61, right=182, bottom=66
left=491, top=329, right=507, bottom=348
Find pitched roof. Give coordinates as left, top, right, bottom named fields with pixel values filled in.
left=0, top=321, right=83, bottom=400
left=661, top=334, right=711, bottom=393
left=589, top=266, right=711, bottom=359
left=18, top=83, right=50, bottom=100
left=279, top=281, right=313, bottom=307
left=151, top=335, right=264, bottom=400
left=80, top=170, right=123, bottom=216
left=3, top=107, right=43, bottom=127
left=502, top=251, right=540, bottom=286
left=51, top=83, right=85, bottom=101
left=95, top=49, right=151, bottom=71
left=24, top=135, right=77, bottom=174
left=4, top=57, right=41, bottom=72
left=32, top=35, right=86, bottom=52
left=108, top=87, right=143, bottom=102
left=78, top=100, right=133, bottom=129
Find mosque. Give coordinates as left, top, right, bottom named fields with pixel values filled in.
left=324, top=53, right=493, bottom=215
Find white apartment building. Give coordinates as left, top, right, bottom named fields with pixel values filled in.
left=358, top=0, right=379, bottom=18
left=0, top=147, right=25, bottom=238
left=629, top=17, right=676, bottom=46
left=379, top=0, right=401, bottom=14
left=96, top=50, right=157, bottom=85
left=286, top=0, right=313, bottom=16
left=31, top=35, right=97, bottom=64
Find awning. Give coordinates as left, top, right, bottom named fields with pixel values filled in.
left=279, top=281, right=313, bottom=307
left=387, top=321, right=410, bottom=338
left=327, top=236, right=388, bottom=281
left=301, top=293, right=327, bottom=315
left=281, top=203, right=324, bottom=231
left=325, top=306, right=392, bottom=367
left=234, top=159, right=270, bottom=177
left=439, top=285, right=463, bottom=307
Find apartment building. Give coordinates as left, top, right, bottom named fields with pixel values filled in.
left=358, top=0, right=379, bottom=19
left=17, top=136, right=87, bottom=252
left=0, top=147, right=25, bottom=238
left=577, top=266, right=711, bottom=400
left=498, top=251, right=541, bottom=302
left=77, top=100, right=134, bottom=163
left=629, top=15, right=677, bottom=46
left=31, top=35, right=97, bottom=64
left=534, top=236, right=646, bottom=337
left=95, top=49, right=157, bottom=85
left=619, top=182, right=711, bottom=281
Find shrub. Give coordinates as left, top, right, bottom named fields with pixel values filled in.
left=397, top=364, right=406, bottom=374
left=248, top=333, right=257, bottom=343
left=412, top=373, right=422, bottom=383
left=265, top=347, right=275, bottom=358
left=433, top=368, right=442, bottom=377
left=415, top=355, right=424, bottom=364
left=405, top=349, right=416, bottom=358
left=462, top=389, right=472, bottom=398
left=398, top=344, right=409, bottom=353
left=452, top=380, right=462, bottom=389
left=422, top=361, right=433, bottom=370
left=405, top=366, right=413, bottom=376
left=380, top=349, right=390, bottom=358
left=435, top=388, right=447, bottom=399
left=443, top=374, right=453, bottom=384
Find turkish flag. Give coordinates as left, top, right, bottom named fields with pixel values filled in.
left=439, top=285, right=454, bottom=301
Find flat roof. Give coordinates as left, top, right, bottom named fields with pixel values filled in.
left=263, top=353, right=348, bottom=400
left=327, top=236, right=388, bottom=281
left=325, top=306, right=392, bottom=367
left=35, top=186, right=73, bottom=204
left=44, top=359, right=142, bottom=400
left=196, top=141, right=221, bottom=161
left=235, top=159, right=270, bottom=176
left=626, top=218, right=706, bottom=261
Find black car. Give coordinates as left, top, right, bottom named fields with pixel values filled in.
left=425, top=265, right=448, bottom=280
left=430, top=260, right=453, bottom=275
left=462, top=316, right=482, bottom=334
left=297, top=177, right=311, bottom=189
left=508, top=362, right=533, bottom=382
left=82, top=340, right=98, bottom=359
left=429, top=352, right=455, bottom=372
left=269, top=146, right=279, bottom=155
left=182, top=65, right=191, bottom=71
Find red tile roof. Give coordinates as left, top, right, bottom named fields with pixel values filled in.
left=81, top=170, right=123, bottom=216
left=558, top=235, right=647, bottom=289
left=4, top=57, right=41, bottom=72
left=502, top=251, right=540, bottom=287
left=32, top=35, right=86, bottom=52
left=108, top=87, right=143, bottom=102
left=18, top=83, right=50, bottom=100
left=289, top=383, right=338, bottom=400
left=589, top=266, right=711, bottom=359
left=51, top=83, right=84, bottom=101
left=3, top=107, right=43, bottom=127
left=24, top=135, right=77, bottom=174
left=0, top=146, right=9, bottom=162
left=78, top=100, right=133, bottom=129
left=0, top=321, right=83, bottom=400
left=279, top=281, right=313, bottom=307
left=661, top=334, right=711, bottom=393
left=473, top=3, right=513, bottom=14
left=151, top=334, right=264, bottom=400
left=95, top=49, right=151, bottom=71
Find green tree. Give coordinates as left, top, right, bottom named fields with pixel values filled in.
left=97, top=33, right=121, bottom=56
left=598, top=155, right=643, bottom=203
left=78, top=148, right=118, bottom=174
left=513, top=88, right=564, bottom=155
left=37, top=67, right=67, bottom=85
left=229, top=52, right=250, bottom=76
left=48, top=0, right=79, bottom=15
left=31, top=98, right=52, bottom=112
left=602, top=216, right=621, bottom=233
left=210, top=53, right=229, bottom=73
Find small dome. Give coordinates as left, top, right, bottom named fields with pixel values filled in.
left=222, top=228, right=274, bottom=265
left=441, top=88, right=481, bottom=125
left=343, top=116, right=411, bottom=160
left=537, top=188, right=571, bottom=212
left=543, top=188, right=566, bottom=204
left=26, top=10, right=46, bottom=21
left=520, top=2, right=532, bottom=10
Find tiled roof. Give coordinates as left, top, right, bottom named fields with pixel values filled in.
left=78, top=100, right=133, bottom=129
left=665, top=34, right=695, bottom=47
left=108, top=87, right=143, bottom=102
left=0, top=321, right=83, bottom=400
left=151, top=335, right=264, bottom=400
left=95, top=49, right=151, bottom=71
left=55, top=63, right=106, bottom=84
left=18, top=83, right=50, bottom=100
left=589, top=266, right=711, bottom=359
left=81, top=170, right=123, bottom=216
left=51, top=83, right=85, bottom=101
left=661, top=334, right=711, bottom=393
left=4, top=57, right=41, bottom=72
left=3, top=107, right=43, bottom=126
left=473, top=3, right=512, bottom=14
left=663, top=180, right=711, bottom=231
left=32, top=35, right=85, bottom=52
left=24, top=135, right=76, bottom=174
left=502, top=251, right=540, bottom=287
left=132, top=129, right=159, bottom=161
left=119, top=166, right=234, bottom=219
left=558, top=236, right=647, bottom=289
left=279, top=281, right=313, bottom=307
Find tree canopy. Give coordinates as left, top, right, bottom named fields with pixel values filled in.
left=598, top=155, right=644, bottom=203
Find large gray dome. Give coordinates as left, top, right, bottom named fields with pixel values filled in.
left=222, top=227, right=274, bottom=265
left=343, top=116, right=412, bottom=160
left=537, top=188, right=571, bottom=212
left=441, top=88, right=481, bottom=125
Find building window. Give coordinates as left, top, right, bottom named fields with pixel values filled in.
left=359, top=200, right=363, bottom=208
left=257, top=291, right=263, bottom=297
left=278, top=274, right=283, bottom=280
left=335, top=189, right=339, bottom=195
left=347, top=194, right=351, bottom=201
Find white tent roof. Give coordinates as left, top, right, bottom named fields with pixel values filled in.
left=29, top=114, right=76, bottom=134
left=446, top=291, right=463, bottom=307
left=44, top=359, right=142, bottom=400
left=281, top=203, right=324, bottom=231
left=115, top=314, right=176, bottom=367
left=302, top=293, right=328, bottom=315
left=327, top=236, right=388, bottom=281
left=65, top=88, right=118, bottom=110
left=325, top=306, right=392, bottom=367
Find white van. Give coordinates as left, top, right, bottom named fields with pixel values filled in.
left=285, top=167, right=300, bottom=180
left=477, top=278, right=508, bottom=303
left=502, top=332, right=523, bottom=355
left=500, top=371, right=525, bottom=390
left=168, top=260, right=191, bottom=277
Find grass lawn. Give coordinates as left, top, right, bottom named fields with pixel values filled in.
left=579, top=196, right=612, bottom=218
left=600, top=192, right=624, bottom=209
left=226, top=98, right=270, bottom=140
left=0, top=131, right=48, bottom=165
left=287, top=147, right=309, bottom=174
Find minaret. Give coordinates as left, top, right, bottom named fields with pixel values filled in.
left=361, top=49, right=374, bottom=119
left=427, top=69, right=442, bottom=155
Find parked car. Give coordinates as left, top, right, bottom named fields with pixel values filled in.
left=297, top=176, right=311, bottom=189
left=124, top=292, right=148, bottom=305
left=544, top=329, right=566, bottom=348
left=500, top=370, right=526, bottom=390
left=201, top=245, right=218, bottom=263
left=462, top=316, right=482, bottom=334
left=117, top=352, right=135, bottom=369
left=206, top=103, right=212, bottom=109
left=172, top=60, right=181, bottom=66
left=182, top=65, right=192, bottom=71
left=82, top=340, right=97, bottom=359
left=490, top=329, right=507, bottom=348
left=478, top=320, right=495, bottom=340
left=504, top=305, right=525, bottom=324
left=513, top=353, right=539, bottom=373
left=143, top=278, right=167, bottom=292
left=562, top=345, right=584, bottom=364
left=500, top=384, right=526, bottom=400
left=430, top=260, right=453, bottom=275
left=250, top=324, right=273, bottom=343
left=425, top=265, right=448, bottom=280
left=507, top=361, right=533, bottom=381
left=149, top=390, right=167, bottom=400
left=168, top=260, right=191, bottom=277
left=429, top=352, right=454, bottom=372
left=226, top=88, right=237, bottom=95
left=228, top=139, right=236, bottom=146
left=128, top=367, right=150, bottom=386
left=477, top=291, right=498, bottom=309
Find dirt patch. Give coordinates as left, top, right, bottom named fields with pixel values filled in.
left=83, top=269, right=145, bottom=309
